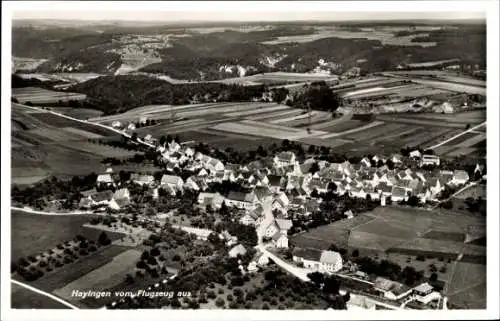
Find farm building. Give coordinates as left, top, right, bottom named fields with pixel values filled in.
left=292, top=247, right=343, bottom=273
left=373, top=277, right=412, bottom=301
left=96, top=174, right=114, bottom=188
left=225, top=191, right=259, bottom=210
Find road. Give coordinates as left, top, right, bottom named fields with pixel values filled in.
left=426, top=121, right=486, bottom=150
left=431, top=181, right=478, bottom=210
left=255, top=196, right=275, bottom=244
left=11, top=206, right=96, bottom=216
left=12, top=279, right=79, bottom=309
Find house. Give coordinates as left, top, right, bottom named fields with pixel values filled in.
left=144, top=134, right=153, bottom=143
left=272, top=232, right=289, bottom=249
left=391, top=186, right=408, bottom=202
left=346, top=294, right=376, bottom=311
left=413, top=282, right=441, bottom=305
left=127, top=123, right=136, bottom=131
left=275, top=219, right=293, bottom=234
left=248, top=251, right=270, bottom=272
left=197, top=192, right=225, bottom=209
left=228, top=244, right=247, bottom=258
left=131, top=174, right=155, bottom=186
left=240, top=212, right=259, bottom=226
left=421, top=154, right=440, bottom=167
left=97, top=174, right=114, bottom=187
left=254, top=186, right=272, bottom=202
left=409, top=150, right=422, bottom=159
left=474, top=163, right=485, bottom=175
left=113, top=188, right=130, bottom=201
left=183, top=176, right=200, bottom=191
left=292, top=248, right=343, bottom=273
left=267, top=175, right=284, bottom=192
left=108, top=197, right=130, bottom=211
left=450, top=170, right=469, bottom=185
left=426, top=178, right=444, bottom=196
left=226, top=191, right=259, bottom=210
left=360, top=157, right=371, bottom=168
left=264, top=221, right=280, bottom=239
left=273, top=151, right=297, bottom=168
left=344, top=210, right=354, bottom=219
left=111, top=120, right=122, bottom=128
left=168, top=141, right=181, bottom=152
left=206, top=158, right=225, bottom=173
left=373, top=277, right=412, bottom=301
left=391, top=154, right=403, bottom=164
left=160, top=175, right=184, bottom=190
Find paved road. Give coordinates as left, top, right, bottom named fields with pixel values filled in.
left=256, top=243, right=311, bottom=282
left=256, top=196, right=275, bottom=244
left=12, top=279, right=79, bottom=309
left=426, top=121, right=486, bottom=150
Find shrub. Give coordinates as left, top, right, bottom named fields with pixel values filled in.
left=416, top=255, right=426, bottom=261
left=262, top=303, right=270, bottom=310
left=227, top=294, right=234, bottom=301
left=207, top=291, right=216, bottom=299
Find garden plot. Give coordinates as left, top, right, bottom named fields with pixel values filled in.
left=319, top=121, right=385, bottom=139
left=53, top=249, right=142, bottom=302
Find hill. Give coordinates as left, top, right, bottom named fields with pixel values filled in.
left=67, top=75, right=268, bottom=114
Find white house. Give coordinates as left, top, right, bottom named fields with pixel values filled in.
left=197, top=192, right=225, bottom=209
left=225, top=191, right=259, bottom=210
left=409, top=150, right=422, bottom=159
left=273, top=151, right=297, bottom=168
left=160, top=174, right=184, bottom=191
left=421, top=154, right=440, bottom=167
left=127, top=123, right=136, bottom=131
left=206, top=158, right=225, bottom=173
left=111, top=120, right=122, bottom=128
left=292, top=248, right=343, bottom=273
left=373, top=277, right=412, bottom=301
left=391, top=186, right=408, bottom=202
left=413, top=283, right=441, bottom=305
left=131, top=174, right=155, bottom=186
left=264, top=222, right=280, bottom=239
left=272, top=232, right=289, bottom=249
left=97, top=174, right=114, bottom=187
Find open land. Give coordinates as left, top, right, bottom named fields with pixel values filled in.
left=12, top=87, right=87, bottom=104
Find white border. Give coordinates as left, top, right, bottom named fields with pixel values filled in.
left=1, top=1, right=498, bottom=321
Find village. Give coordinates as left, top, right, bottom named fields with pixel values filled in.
left=52, top=121, right=485, bottom=310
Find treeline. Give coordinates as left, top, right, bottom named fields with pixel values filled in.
left=68, top=75, right=269, bottom=115
left=11, top=74, right=62, bottom=89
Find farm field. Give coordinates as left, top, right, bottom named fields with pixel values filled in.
left=53, top=249, right=142, bottom=302
left=445, top=262, right=486, bottom=309
left=11, top=210, right=126, bottom=262
left=291, top=206, right=485, bottom=257
left=49, top=107, right=103, bottom=120
left=12, top=87, right=87, bottom=104
left=11, top=283, right=70, bottom=309
left=211, top=72, right=339, bottom=86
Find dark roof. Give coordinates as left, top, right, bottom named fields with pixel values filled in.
left=267, top=175, right=283, bottom=186
left=227, top=191, right=247, bottom=202
left=292, top=247, right=322, bottom=261
left=91, top=190, right=114, bottom=202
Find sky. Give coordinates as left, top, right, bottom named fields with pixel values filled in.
left=10, top=1, right=486, bottom=22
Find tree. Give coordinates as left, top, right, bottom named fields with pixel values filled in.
left=309, top=162, right=320, bottom=174
left=215, top=297, right=225, bottom=308
left=150, top=247, right=161, bottom=256
left=429, top=272, right=438, bottom=283
left=125, top=274, right=135, bottom=284
left=307, top=272, right=325, bottom=288
left=131, top=132, right=138, bottom=141
left=98, top=231, right=111, bottom=246
left=352, top=249, right=359, bottom=258
left=407, top=195, right=420, bottom=207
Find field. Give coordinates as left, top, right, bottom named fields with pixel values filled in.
left=25, top=245, right=129, bottom=293
left=12, top=87, right=87, bottom=104
left=11, top=210, right=126, bottom=262
left=11, top=104, right=134, bottom=184
left=261, top=26, right=437, bottom=46
left=445, top=262, right=486, bottom=309
left=211, top=72, right=339, bottom=86
left=291, top=206, right=485, bottom=257
left=49, top=107, right=103, bottom=120
left=454, top=184, right=486, bottom=200
left=53, top=249, right=142, bottom=302
left=11, top=283, right=70, bottom=309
